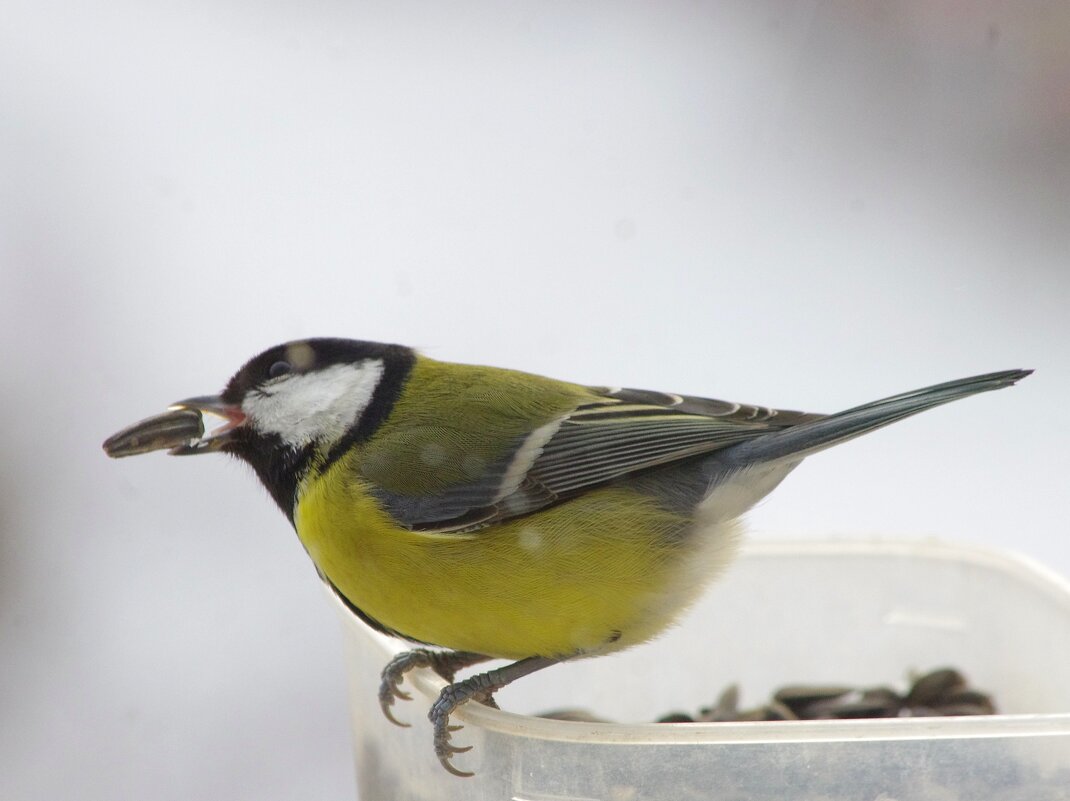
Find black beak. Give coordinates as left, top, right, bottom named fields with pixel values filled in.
left=103, top=395, right=246, bottom=458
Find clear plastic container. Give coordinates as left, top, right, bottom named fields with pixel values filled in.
left=335, top=539, right=1070, bottom=800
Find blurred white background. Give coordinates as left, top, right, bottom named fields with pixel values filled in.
left=2, top=2, right=1067, bottom=799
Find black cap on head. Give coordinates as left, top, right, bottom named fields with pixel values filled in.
left=222, top=338, right=414, bottom=405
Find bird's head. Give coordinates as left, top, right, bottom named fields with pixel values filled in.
left=104, top=338, right=415, bottom=516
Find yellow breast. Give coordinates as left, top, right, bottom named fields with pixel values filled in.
left=294, top=454, right=697, bottom=660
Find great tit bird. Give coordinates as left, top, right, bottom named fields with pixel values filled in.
left=104, top=338, right=1030, bottom=775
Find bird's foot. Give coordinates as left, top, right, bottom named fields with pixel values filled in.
left=428, top=656, right=558, bottom=776
left=429, top=681, right=498, bottom=777
left=378, top=649, right=489, bottom=727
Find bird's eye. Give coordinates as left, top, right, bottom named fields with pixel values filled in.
left=268, top=360, right=292, bottom=378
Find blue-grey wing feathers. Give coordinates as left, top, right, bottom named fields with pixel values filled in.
left=719, top=369, right=1031, bottom=466
left=374, top=370, right=1030, bottom=533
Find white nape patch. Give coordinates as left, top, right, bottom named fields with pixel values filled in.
left=243, top=359, right=385, bottom=448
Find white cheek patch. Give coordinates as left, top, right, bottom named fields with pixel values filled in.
left=243, top=360, right=385, bottom=448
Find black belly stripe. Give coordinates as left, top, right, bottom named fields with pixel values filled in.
left=321, top=575, right=438, bottom=647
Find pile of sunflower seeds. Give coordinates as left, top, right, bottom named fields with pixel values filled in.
left=656, top=667, right=996, bottom=723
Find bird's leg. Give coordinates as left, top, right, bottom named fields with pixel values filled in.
left=430, top=655, right=560, bottom=777
left=379, top=649, right=490, bottom=726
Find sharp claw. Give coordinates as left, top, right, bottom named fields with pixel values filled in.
left=379, top=683, right=411, bottom=705
left=439, top=758, right=475, bottom=778
left=379, top=651, right=433, bottom=725
left=378, top=680, right=414, bottom=727
left=380, top=704, right=411, bottom=728
left=435, top=727, right=474, bottom=776
left=433, top=700, right=476, bottom=776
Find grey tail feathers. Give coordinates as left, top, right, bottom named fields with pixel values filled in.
left=721, top=369, right=1032, bottom=466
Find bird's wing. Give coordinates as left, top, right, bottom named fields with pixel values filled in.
left=362, top=383, right=820, bottom=534
left=525, top=388, right=820, bottom=495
